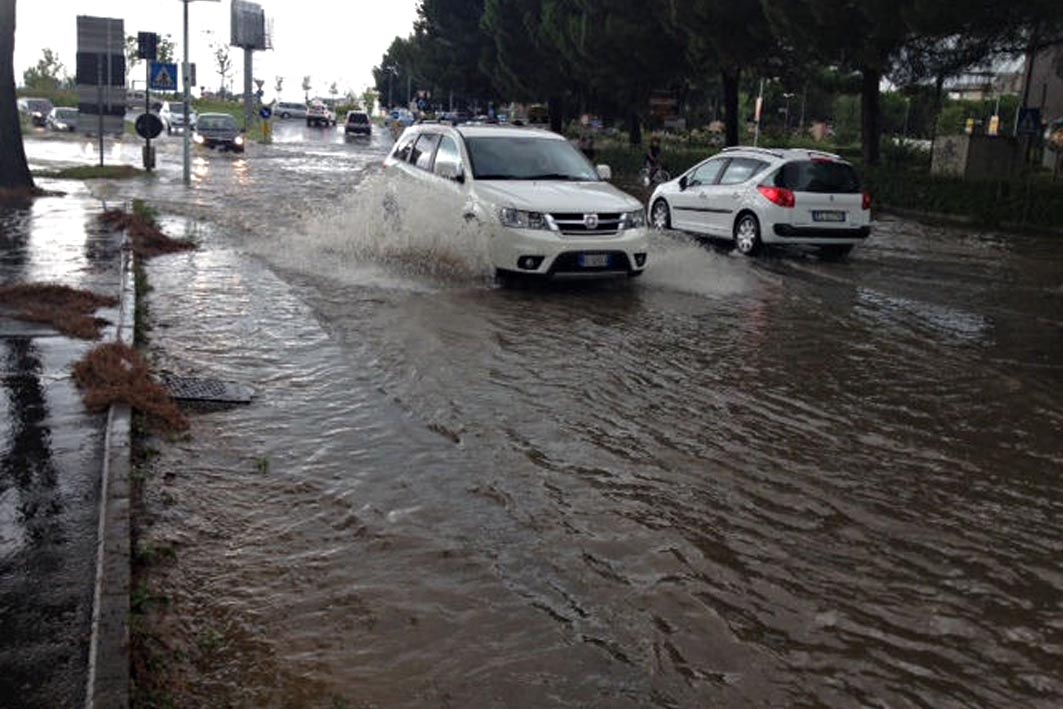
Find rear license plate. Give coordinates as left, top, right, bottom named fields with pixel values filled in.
left=812, top=210, right=846, bottom=222
left=578, top=254, right=610, bottom=268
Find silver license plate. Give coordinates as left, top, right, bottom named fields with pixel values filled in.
left=812, top=210, right=846, bottom=222
left=579, top=254, right=610, bottom=268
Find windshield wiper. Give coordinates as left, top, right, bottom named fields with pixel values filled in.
left=523, top=173, right=592, bottom=181
left=475, top=174, right=518, bottom=180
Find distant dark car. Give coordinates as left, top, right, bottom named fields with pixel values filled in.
left=18, top=97, right=54, bottom=127
left=193, top=113, right=245, bottom=153
left=344, top=111, right=371, bottom=135
left=46, top=107, right=79, bottom=132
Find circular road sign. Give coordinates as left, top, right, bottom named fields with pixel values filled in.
left=259, top=106, right=273, bottom=120
left=135, top=112, right=164, bottom=140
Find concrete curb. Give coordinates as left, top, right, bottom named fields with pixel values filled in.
left=85, top=243, right=135, bottom=709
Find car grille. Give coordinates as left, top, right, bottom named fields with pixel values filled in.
left=549, top=212, right=622, bottom=237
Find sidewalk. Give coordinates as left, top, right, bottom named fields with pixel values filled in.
left=0, top=189, right=130, bottom=708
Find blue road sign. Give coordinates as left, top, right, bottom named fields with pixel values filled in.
left=149, top=62, right=178, bottom=91
left=259, top=106, right=272, bottom=120
left=1016, top=108, right=1042, bottom=136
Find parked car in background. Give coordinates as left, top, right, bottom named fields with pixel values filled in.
left=18, top=97, right=54, bottom=127
left=275, top=101, right=307, bottom=119
left=344, top=111, right=371, bottom=136
left=649, top=147, right=872, bottom=260
left=46, top=107, right=79, bottom=132
left=192, top=113, right=246, bottom=153
left=384, top=124, right=649, bottom=282
left=307, top=101, right=335, bottom=127
left=159, top=101, right=197, bottom=134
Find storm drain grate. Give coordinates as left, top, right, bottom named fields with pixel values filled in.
left=161, top=375, right=254, bottom=404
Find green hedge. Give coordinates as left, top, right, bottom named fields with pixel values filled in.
left=866, top=167, right=1063, bottom=230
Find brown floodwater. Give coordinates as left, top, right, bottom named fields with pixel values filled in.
left=25, top=126, right=1063, bottom=707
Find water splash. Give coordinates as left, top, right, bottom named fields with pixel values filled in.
left=250, top=173, right=495, bottom=290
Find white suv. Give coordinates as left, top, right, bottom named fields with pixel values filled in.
left=649, top=147, right=872, bottom=259
left=384, top=124, right=650, bottom=280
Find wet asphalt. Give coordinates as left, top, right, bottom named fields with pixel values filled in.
left=0, top=189, right=127, bottom=708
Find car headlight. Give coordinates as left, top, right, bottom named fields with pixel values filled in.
left=620, top=209, right=647, bottom=230
left=234, top=135, right=245, bottom=146
left=499, top=208, right=550, bottom=230
left=193, top=133, right=205, bottom=144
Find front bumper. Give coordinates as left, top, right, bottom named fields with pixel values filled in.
left=490, top=226, right=650, bottom=278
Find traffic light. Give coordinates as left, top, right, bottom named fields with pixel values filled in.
left=138, top=32, right=158, bottom=61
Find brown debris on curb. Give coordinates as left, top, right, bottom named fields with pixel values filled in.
left=0, top=283, right=118, bottom=339
left=98, top=208, right=197, bottom=260
left=73, top=343, right=189, bottom=432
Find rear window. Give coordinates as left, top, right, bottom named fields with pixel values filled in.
left=774, top=160, right=861, bottom=194
left=348, top=113, right=368, bottom=124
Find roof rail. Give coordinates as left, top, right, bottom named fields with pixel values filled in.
left=806, top=149, right=844, bottom=161
left=720, top=145, right=785, bottom=158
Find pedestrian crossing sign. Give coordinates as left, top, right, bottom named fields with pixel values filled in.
left=150, top=62, right=178, bottom=91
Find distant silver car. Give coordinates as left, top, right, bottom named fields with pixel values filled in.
left=46, top=107, right=79, bottom=132
left=275, top=101, right=308, bottom=119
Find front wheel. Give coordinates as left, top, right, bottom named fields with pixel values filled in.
left=733, top=213, right=762, bottom=256
left=651, top=199, right=671, bottom=230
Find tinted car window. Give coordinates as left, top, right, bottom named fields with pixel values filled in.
left=690, top=159, right=725, bottom=186
left=392, top=132, right=417, bottom=162
left=719, top=158, right=767, bottom=185
left=412, top=134, right=441, bottom=170
left=434, top=136, right=462, bottom=177
left=774, top=160, right=861, bottom=193
left=347, top=113, right=369, bottom=124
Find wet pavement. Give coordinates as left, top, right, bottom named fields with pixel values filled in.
left=0, top=189, right=126, bottom=708
left=17, top=123, right=1063, bottom=707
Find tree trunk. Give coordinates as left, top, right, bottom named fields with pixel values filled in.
left=860, top=66, right=882, bottom=167
left=549, top=93, right=565, bottom=133
left=628, top=110, right=642, bottom=147
left=0, top=0, right=34, bottom=194
left=929, top=73, right=945, bottom=148
left=722, top=67, right=740, bottom=147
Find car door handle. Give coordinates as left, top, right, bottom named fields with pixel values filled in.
left=731, top=192, right=741, bottom=199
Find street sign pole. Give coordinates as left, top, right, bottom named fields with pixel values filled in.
left=145, top=59, right=152, bottom=171
left=183, top=0, right=190, bottom=186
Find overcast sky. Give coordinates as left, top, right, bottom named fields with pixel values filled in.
left=15, top=0, right=420, bottom=100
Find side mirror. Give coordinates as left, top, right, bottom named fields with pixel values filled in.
left=596, top=164, right=612, bottom=181
left=679, top=175, right=689, bottom=191
left=454, top=165, right=465, bottom=184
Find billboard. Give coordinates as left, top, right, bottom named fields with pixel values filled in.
left=231, top=1, right=269, bottom=50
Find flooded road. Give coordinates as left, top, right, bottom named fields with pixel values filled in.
left=24, top=123, right=1063, bottom=707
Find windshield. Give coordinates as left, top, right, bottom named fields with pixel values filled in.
left=198, top=115, right=237, bottom=131
left=465, top=136, right=599, bottom=181
left=55, top=109, right=78, bottom=120
left=27, top=100, right=52, bottom=112
left=348, top=113, right=368, bottom=124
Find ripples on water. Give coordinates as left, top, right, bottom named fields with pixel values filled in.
left=66, top=134, right=1062, bottom=706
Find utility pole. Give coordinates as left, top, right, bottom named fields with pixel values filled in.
left=181, top=0, right=220, bottom=187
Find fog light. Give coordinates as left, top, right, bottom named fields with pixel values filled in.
left=634, top=253, right=647, bottom=267
left=518, top=256, right=544, bottom=270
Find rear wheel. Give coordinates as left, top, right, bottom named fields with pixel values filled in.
left=651, top=199, right=671, bottom=230
left=818, top=244, right=854, bottom=261
left=734, top=213, right=762, bottom=256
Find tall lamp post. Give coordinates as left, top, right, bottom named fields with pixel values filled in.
left=181, top=0, right=220, bottom=187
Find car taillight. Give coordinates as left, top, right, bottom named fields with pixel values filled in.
left=862, top=191, right=872, bottom=210
left=757, top=185, right=795, bottom=208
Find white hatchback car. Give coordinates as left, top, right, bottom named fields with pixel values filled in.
left=384, top=124, right=650, bottom=279
left=649, top=147, right=872, bottom=259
